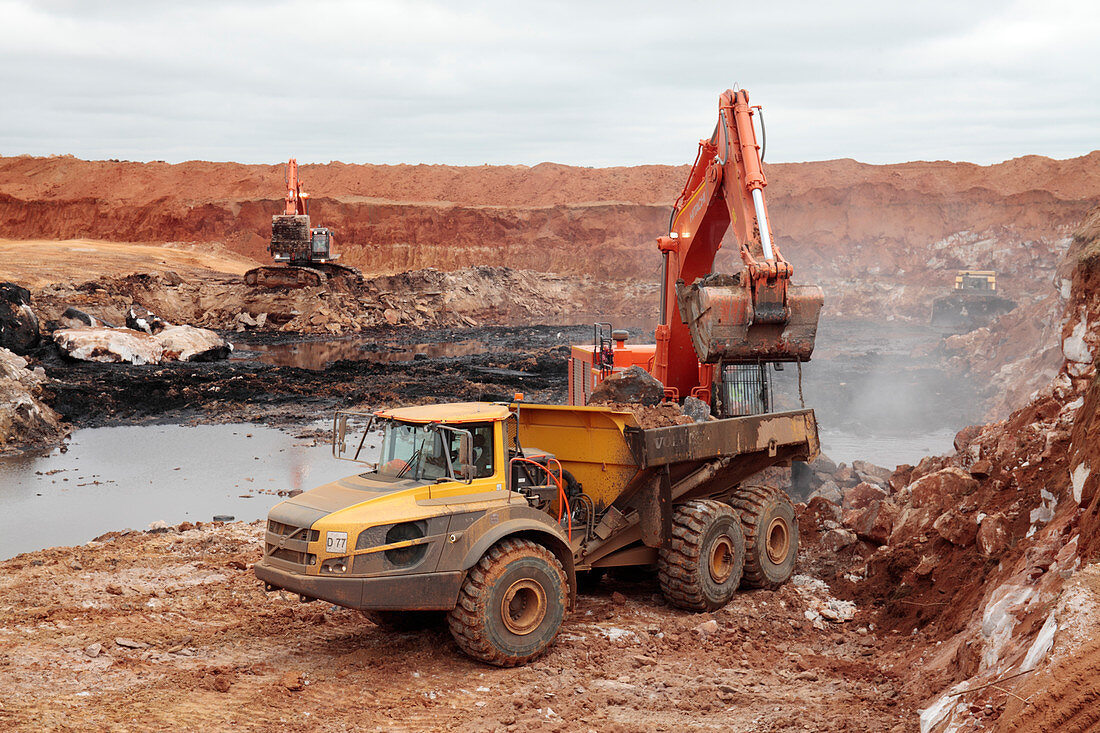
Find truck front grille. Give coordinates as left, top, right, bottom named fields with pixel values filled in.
left=267, top=520, right=319, bottom=543
left=268, top=547, right=316, bottom=565
left=265, top=521, right=319, bottom=569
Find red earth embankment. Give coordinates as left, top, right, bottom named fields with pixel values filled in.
left=798, top=205, right=1100, bottom=731
left=1, top=153, right=1098, bottom=321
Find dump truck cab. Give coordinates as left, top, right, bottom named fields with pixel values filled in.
left=257, top=403, right=573, bottom=601
left=256, top=400, right=818, bottom=666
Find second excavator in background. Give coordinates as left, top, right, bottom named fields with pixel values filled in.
left=244, top=158, right=363, bottom=289
left=570, top=88, right=824, bottom=416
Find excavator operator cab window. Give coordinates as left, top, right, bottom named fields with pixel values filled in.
left=311, top=228, right=330, bottom=257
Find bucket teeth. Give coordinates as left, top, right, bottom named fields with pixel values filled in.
left=676, top=276, right=823, bottom=363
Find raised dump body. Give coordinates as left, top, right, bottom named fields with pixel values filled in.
left=256, top=401, right=818, bottom=666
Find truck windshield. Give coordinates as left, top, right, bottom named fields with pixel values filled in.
left=376, top=421, right=460, bottom=481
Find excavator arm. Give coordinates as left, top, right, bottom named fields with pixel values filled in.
left=653, top=89, right=822, bottom=402
left=284, top=158, right=309, bottom=216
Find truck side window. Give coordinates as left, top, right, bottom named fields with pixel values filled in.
left=471, top=424, right=494, bottom=478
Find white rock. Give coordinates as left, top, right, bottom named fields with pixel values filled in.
left=1062, top=313, right=1094, bottom=364
left=1071, top=463, right=1091, bottom=505
left=695, top=619, right=719, bottom=636
left=54, top=327, right=164, bottom=365
left=154, top=325, right=230, bottom=361
left=1021, top=611, right=1058, bottom=671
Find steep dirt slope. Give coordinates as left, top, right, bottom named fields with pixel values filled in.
left=796, top=205, right=1100, bottom=731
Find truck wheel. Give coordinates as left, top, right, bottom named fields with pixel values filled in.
left=447, top=538, right=568, bottom=667
left=728, top=486, right=798, bottom=588
left=362, top=610, right=446, bottom=632
left=658, top=499, right=745, bottom=611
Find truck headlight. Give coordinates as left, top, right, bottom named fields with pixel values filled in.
left=321, top=557, right=348, bottom=574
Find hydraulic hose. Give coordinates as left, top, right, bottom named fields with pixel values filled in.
left=757, top=107, right=766, bottom=162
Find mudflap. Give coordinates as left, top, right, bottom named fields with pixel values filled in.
left=675, top=275, right=823, bottom=363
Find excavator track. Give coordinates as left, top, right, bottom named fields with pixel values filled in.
left=243, top=265, right=327, bottom=289
left=312, top=263, right=365, bottom=287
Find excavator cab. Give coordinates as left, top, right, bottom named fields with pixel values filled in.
left=310, top=227, right=334, bottom=261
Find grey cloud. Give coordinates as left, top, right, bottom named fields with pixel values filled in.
left=0, top=0, right=1096, bottom=166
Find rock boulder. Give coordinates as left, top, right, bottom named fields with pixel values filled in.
left=53, top=327, right=164, bottom=365
left=0, top=283, right=40, bottom=354
left=126, top=305, right=170, bottom=334
left=821, top=528, right=859, bottom=553
left=843, top=499, right=897, bottom=546
left=932, top=509, right=977, bottom=546
left=810, top=480, right=843, bottom=506
left=977, top=513, right=1010, bottom=557
left=852, top=460, right=892, bottom=483
left=155, top=325, right=232, bottom=362
left=888, top=468, right=978, bottom=545
left=842, top=482, right=888, bottom=512
left=588, top=365, right=665, bottom=406
left=0, top=347, right=67, bottom=452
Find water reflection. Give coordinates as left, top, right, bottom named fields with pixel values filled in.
left=0, top=423, right=355, bottom=559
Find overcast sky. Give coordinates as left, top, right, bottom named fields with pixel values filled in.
left=1, top=0, right=1097, bottom=167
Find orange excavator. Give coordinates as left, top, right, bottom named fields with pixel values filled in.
left=244, top=159, right=363, bottom=288
left=569, top=88, right=823, bottom=416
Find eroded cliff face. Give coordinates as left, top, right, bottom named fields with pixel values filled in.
left=797, top=205, right=1100, bottom=732
left=1, top=153, right=1098, bottom=324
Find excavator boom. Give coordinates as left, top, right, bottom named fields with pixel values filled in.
left=654, top=89, right=823, bottom=401
left=568, top=87, right=823, bottom=413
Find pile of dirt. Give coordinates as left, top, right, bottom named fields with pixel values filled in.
left=595, top=401, right=694, bottom=429
left=23, top=266, right=655, bottom=337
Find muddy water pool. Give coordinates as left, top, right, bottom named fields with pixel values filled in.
left=0, top=423, right=357, bottom=560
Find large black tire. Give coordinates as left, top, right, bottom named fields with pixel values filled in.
left=362, top=610, right=446, bottom=632
left=657, top=499, right=745, bottom=611
left=728, top=486, right=799, bottom=588
left=447, top=538, right=568, bottom=667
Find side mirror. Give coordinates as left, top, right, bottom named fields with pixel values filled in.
left=332, top=411, right=377, bottom=465
left=334, top=414, right=349, bottom=457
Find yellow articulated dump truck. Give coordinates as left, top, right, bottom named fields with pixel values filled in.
left=255, top=401, right=818, bottom=666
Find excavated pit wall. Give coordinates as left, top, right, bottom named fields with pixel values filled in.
left=2, top=154, right=1099, bottom=324
left=794, top=204, right=1100, bottom=732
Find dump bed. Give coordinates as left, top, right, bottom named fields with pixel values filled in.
left=516, top=404, right=818, bottom=512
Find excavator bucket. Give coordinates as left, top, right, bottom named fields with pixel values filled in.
left=675, top=274, right=824, bottom=363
